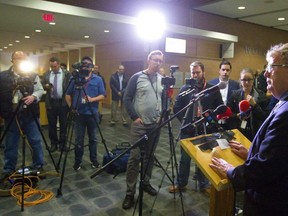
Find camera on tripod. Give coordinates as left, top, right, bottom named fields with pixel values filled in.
left=71, top=61, right=93, bottom=79
left=14, top=74, right=35, bottom=96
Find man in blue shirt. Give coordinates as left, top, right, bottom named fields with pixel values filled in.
left=66, top=56, right=105, bottom=170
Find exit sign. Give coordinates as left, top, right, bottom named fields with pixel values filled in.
left=42, top=13, right=55, bottom=22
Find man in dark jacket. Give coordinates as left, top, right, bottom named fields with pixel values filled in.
left=169, top=61, right=224, bottom=195
left=42, top=57, right=70, bottom=152
left=109, top=65, right=128, bottom=126
left=0, top=51, right=44, bottom=183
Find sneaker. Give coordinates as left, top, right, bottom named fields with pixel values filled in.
left=73, top=163, right=81, bottom=171
left=109, top=121, right=116, bottom=126
left=234, top=207, right=243, bottom=215
left=91, top=161, right=100, bottom=168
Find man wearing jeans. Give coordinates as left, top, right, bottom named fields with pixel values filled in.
left=0, top=51, right=44, bottom=183
left=65, top=56, right=105, bottom=170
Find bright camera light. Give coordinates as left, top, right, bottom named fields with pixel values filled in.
left=136, top=10, right=166, bottom=41
left=19, top=61, right=34, bottom=73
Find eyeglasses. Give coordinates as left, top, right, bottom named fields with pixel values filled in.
left=240, top=79, right=254, bottom=82
left=151, top=58, right=163, bottom=64
left=265, top=64, right=288, bottom=73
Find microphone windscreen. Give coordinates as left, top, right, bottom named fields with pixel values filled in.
left=218, top=81, right=227, bottom=90
left=239, top=100, right=250, bottom=112
left=216, top=106, right=232, bottom=119
left=213, top=105, right=228, bottom=115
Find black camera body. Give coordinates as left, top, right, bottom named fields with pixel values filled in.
left=185, top=78, right=197, bottom=87
left=14, top=74, right=35, bottom=95
left=72, top=62, right=93, bottom=78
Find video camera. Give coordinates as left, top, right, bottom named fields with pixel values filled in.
left=71, top=61, right=93, bottom=79
left=14, top=74, right=36, bottom=95
left=161, top=65, right=178, bottom=87
left=185, top=78, right=197, bottom=87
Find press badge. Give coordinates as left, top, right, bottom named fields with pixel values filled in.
left=241, top=120, right=247, bottom=129
left=81, top=97, right=87, bottom=104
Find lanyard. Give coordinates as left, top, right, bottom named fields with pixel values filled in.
left=145, top=72, right=158, bottom=100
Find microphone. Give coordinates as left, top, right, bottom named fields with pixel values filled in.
left=217, top=106, right=232, bottom=120
left=194, top=82, right=226, bottom=99
left=179, top=88, right=195, bottom=97
left=181, top=105, right=227, bottom=133
left=239, top=100, right=251, bottom=119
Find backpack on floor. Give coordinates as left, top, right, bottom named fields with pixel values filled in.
left=102, top=142, right=131, bottom=175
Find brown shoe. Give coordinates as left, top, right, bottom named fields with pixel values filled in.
left=168, top=185, right=186, bottom=193
left=200, top=187, right=211, bottom=196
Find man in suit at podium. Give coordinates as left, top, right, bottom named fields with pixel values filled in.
left=210, top=43, right=288, bottom=216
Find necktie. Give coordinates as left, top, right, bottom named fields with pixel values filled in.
left=53, top=72, right=58, bottom=98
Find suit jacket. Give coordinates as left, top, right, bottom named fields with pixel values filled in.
left=42, top=69, right=70, bottom=109
left=209, top=78, right=240, bottom=103
left=227, top=96, right=288, bottom=216
left=109, top=72, right=128, bottom=101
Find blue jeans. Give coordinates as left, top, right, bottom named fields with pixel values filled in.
left=3, top=116, right=44, bottom=173
left=177, top=147, right=209, bottom=190
left=74, top=114, right=98, bottom=164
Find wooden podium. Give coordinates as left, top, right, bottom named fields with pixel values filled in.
left=180, top=129, right=251, bottom=216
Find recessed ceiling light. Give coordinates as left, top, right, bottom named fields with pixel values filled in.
left=238, top=6, right=246, bottom=10
left=278, top=17, right=285, bottom=21
left=49, top=22, right=56, bottom=25
left=15, top=40, right=20, bottom=43
left=4, top=46, right=8, bottom=49
left=0, top=49, right=3, bottom=51
left=84, top=35, right=90, bottom=38
left=9, top=44, right=13, bottom=46
left=104, top=30, right=110, bottom=33
left=24, top=35, right=30, bottom=39
left=35, top=29, right=42, bottom=33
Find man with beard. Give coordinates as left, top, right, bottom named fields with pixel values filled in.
left=169, top=61, right=223, bottom=195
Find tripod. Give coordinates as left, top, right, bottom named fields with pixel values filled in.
left=0, top=88, right=58, bottom=211
left=149, top=79, right=185, bottom=215
left=56, top=75, right=109, bottom=197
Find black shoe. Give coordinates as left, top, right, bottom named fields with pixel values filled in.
left=0, top=171, right=13, bottom=183
left=73, top=163, right=81, bottom=171
left=91, top=160, right=100, bottom=168
left=122, top=195, right=134, bottom=210
left=36, top=167, right=46, bottom=179
left=49, top=145, right=58, bottom=152
left=143, top=184, right=157, bottom=196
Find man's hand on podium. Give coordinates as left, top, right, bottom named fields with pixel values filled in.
left=229, top=141, right=248, bottom=160
left=209, top=157, right=234, bottom=179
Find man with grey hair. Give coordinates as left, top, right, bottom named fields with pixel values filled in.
left=210, top=43, right=288, bottom=215
left=109, top=64, right=128, bottom=126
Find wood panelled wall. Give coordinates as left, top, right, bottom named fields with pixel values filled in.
left=37, top=10, right=288, bottom=106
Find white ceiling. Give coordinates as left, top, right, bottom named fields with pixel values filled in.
left=0, top=0, right=288, bottom=56
left=195, top=0, right=288, bottom=31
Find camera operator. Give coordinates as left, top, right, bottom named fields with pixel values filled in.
left=0, top=51, right=45, bottom=183
left=65, top=56, right=105, bottom=171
